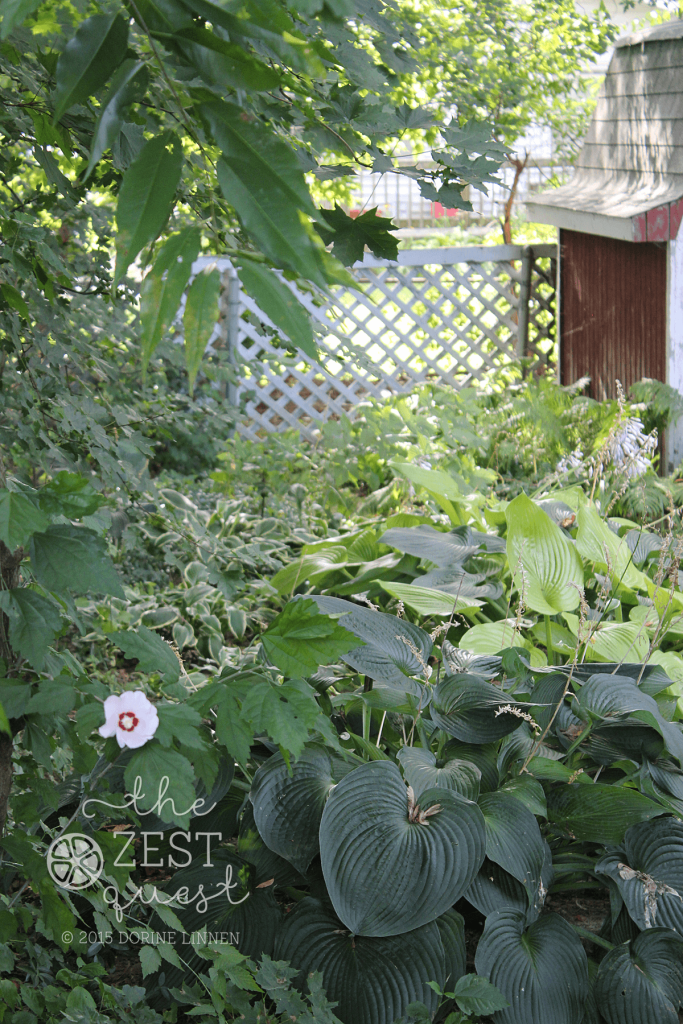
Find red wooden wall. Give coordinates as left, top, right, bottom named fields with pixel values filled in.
left=559, top=228, right=667, bottom=399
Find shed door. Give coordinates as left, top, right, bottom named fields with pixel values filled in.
left=560, top=228, right=667, bottom=399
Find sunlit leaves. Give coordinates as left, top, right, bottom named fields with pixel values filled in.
left=53, top=14, right=128, bottom=121
left=183, top=265, right=221, bottom=395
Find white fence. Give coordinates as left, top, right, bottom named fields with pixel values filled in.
left=196, top=244, right=557, bottom=441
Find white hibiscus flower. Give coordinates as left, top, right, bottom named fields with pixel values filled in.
left=98, top=690, right=159, bottom=749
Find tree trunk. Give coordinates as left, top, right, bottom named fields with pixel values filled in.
left=0, top=540, right=23, bottom=836
left=501, top=152, right=529, bottom=245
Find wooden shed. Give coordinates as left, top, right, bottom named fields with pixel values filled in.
left=526, top=19, right=683, bottom=471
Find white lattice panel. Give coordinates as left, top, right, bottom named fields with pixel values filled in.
left=192, top=245, right=557, bottom=441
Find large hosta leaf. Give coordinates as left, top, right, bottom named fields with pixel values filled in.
left=477, top=791, right=545, bottom=902
left=308, top=596, right=431, bottom=694
left=582, top=622, right=650, bottom=663
left=249, top=746, right=335, bottom=875
left=474, top=910, right=588, bottom=1024
left=594, top=928, right=683, bottom=1024
left=152, top=848, right=281, bottom=988
left=548, top=784, right=664, bottom=844
left=380, top=524, right=505, bottom=565
left=458, top=622, right=546, bottom=668
left=416, top=565, right=504, bottom=601
left=506, top=493, right=583, bottom=615
left=431, top=675, right=530, bottom=744
left=397, top=747, right=481, bottom=801
left=274, top=897, right=464, bottom=1024
left=319, top=760, right=485, bottom=937
left=577, top=673, right=683, bottom=764
left=576, top=504, right=645, bottom=590
left=595, top=818, right=683, bottom=933
left=379, top=580, right=483, bottom=615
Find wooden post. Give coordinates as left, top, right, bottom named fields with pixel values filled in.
left=517, top=245, right=533, bottom=361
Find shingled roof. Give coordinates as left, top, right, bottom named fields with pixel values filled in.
left=527, top=19, right=683, bottom=242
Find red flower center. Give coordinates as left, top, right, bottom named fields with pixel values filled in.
left=118, top=711, right=139, bottom=732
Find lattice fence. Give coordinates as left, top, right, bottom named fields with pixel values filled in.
left=196, top=244, right=557, bottom=441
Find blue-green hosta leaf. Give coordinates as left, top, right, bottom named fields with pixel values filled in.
left=595, top=818, right=683, bottom=933
left=577, top=674, right=683, bottom=765
left=397, top=746, right=481, bottom=801
left=536, top=499, right=577, bottom=529
left=380, top=523, right=505, bottom=566
left=319, top=760, right=485, bottom=937
left=506, top=492, right=583, bottom=614
left=624, top=528, right=663, bottom=565
left=53, top=13, right=129, bottom=121
left=114, top=132, right=183, bottom=285
left=261, top=599, right=363, bottom=678
left=108, top=626, right=180, bottom=683
left=474, top=910, right=588, bottom=1024
left=140, top=227, right=201, bottom=372
left=441, top=642, right=501, bottom=679
left=0, top=489, right=48, bottom=549
left=0, top=589, right=62, bottom=670
left=183, top=264, right=221, bottom=395
left=30, top=525, right=124, bottom=598
left=273, top=897, right=463, bottom=1024
left=308, top=596, right=432, bottom=694
left=85, top=60, right=149, bottom=179
left=249, top=746, right=335, bottom=875
left=150, top=848, right=282, bottom=987
left=594, top=929, right=683, bottom=1024
left=548, top=784, right=664, bottom=844
left=576, top=503, right=645, bottom=590
left=477, top=791, right=546, bottom=903
left=431, top=675, right=532, bottom=744
left=415, top=566, right=504, bottom=601
left=379, top=580, right=483, bottom=615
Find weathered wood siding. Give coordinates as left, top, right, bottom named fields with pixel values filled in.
left=559, top=228, right=667, bottom=398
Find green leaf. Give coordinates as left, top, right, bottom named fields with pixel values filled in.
left=381, top=523, right=505, bottom=564
left=0, top=589, right=62, bottom=670
left=457, top=621, right=547, bottom=668
left=595, top=818, right=683, bottom=933
left=0, top=283, right=29, bottom=319
left=595, top=929, right=683, bottom=1024
left=431, top=675, right=531, bottom=743
left=577, top=673, right=683, bottom=764
left=309, top=596, right=432, bottom=694
left=85, top=60, right=149, bottom=180
left=139, top=945, right=162, bottom=978
left=397, top=747, right=481, bottom=802
left=250, top=746, right=335, bottom=874
left=319, top=760, right=486, bottom=936
left=270, top=547, right=349, bottom=595
left=0, top=0, right=42, bottom=39
left=274, top=897, right=458, bottom=1024
left=582, top=621, right=650, bottom=663
left=576, top=503, right=644, bottom=590
left=40, top=888, right=76, bottom=952
left=52, top=14, right=129, bottom=122
left=451, top=974, right=509, bottom=1016
left=315, top=204, right=399, bottom=265
left=548, top=783, right=664, bottom=844
left=108, top=626, right=180, bottom=683
left=155, top=704, right=205, bottom=748
left=474, top=910, right=588, bottom=1024
left=261, top=598, right=363, bottom=678
left=114, top=132, right=183, bottom=285
left=36, top=472, right=103, bottom=519
left=505, top=493, right=584, bottom=615
left=140, top=227, right=201, bottom=373
left=237, top=263, right=317, bottom=363
left=477, top=791, right=546, bottom=903
left=215, top=693, right=253, bottom=765
left=30, top=525, right=124, bottom=597
left=183, top=265, right=221, bottom=395
left=379, top=581, right=482, bottom=615
left=170, top=25, right=280, bottom=92
left=0, top=489, right=48, bottom=548
left=124, top=744, right=196, bottom=828
left=0, top=701, right=9, bottom=737
left=241, top=677, right=323, bottom=759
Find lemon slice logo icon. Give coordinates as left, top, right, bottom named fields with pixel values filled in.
left=47, top=833, right=104, bottom=890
